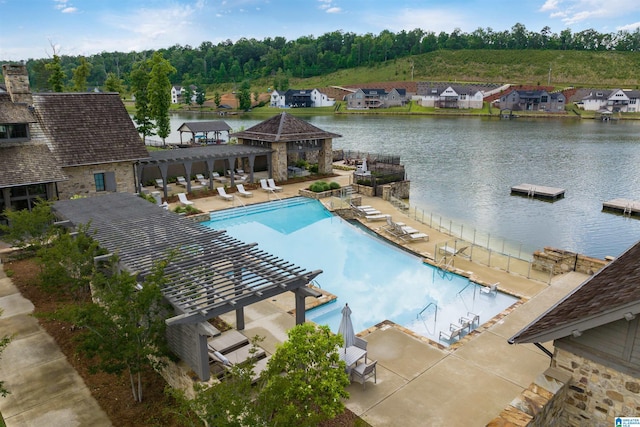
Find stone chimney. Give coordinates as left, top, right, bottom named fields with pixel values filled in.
left=2, top=63, right=33, bottom=105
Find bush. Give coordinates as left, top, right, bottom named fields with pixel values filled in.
left=309, top=164, right=319, bottom=173
left=329, top=181, right=341, bottom=190
left=173, top=205, right=201, bottom=215
left=309, top=181, right=330, bottom=192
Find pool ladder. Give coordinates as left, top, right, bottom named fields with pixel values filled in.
left=436, top=256, right=455, bottom=279
left=417, top=302, right=438, bottom=321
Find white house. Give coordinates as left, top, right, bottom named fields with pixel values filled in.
left=310, top=89, right=335, bottom=107
left=171, top=85, right=182, bottom=104
left=270, top=90, right=286, bottom=108
left=581, top=89, right=640, bottom=113
left=416, top=85, right=484, bottom=109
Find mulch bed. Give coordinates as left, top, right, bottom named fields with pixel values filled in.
left=4, top=257, right=364, bottom=426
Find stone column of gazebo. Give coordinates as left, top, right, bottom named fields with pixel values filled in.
left=232, top=112, right=341, bottom=182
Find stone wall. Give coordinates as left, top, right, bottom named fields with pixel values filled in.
left=552, top=347, right=640, bottom=425
left=57, top=162, right=136, bottom=199
left=532, top=247, right=608, bottom=276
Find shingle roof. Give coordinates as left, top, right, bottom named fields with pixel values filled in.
left=231, top=112, right=341, bottom=143
left=176, top=121, right=232, bottom=133
left=510, top=241, right=640, bottom=344
left=0, top=144, right=67, bottom=187
left=31, top=92, right=149, bottom=167
left=0, top=93, right=37, bottom=123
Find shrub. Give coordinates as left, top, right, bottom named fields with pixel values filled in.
left=329, top=181, right=340, bottom=190
left=309, top=181, right=330, bottom=192
left=173, top=205, right=201, bottom=215
left=309, top=164, right=319, bottom=173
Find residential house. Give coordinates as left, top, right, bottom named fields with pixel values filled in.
left=384, top=88, right=407, bottom=107
left=509, top=241, right=640, bottom=425
left=0, top=63, right=149, bottom=219
left=499, top=89, right=566, bottom=112
left=415, top=84, right=484, bottom=109
left=171, top=84, right=199, bottom=104
left=346, top=89, right=387, bottom=109
left=269, top=88, right=335, bottom=108
left=580, top=89, right=640, bottom=113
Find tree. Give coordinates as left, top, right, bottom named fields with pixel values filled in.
left=72, top=56, right=92, bottom=91
left=182, top=85, right=193, bottom=106
left=45, top=54, right=65, bottom=92
left=103, top=72, right=124, bottom=93
left=0, top=199, right=54, bottom=253
left=72, top=255, right=171, bottom=402
left=236, top=80, right=252, bottom=111
left=195, top=87, right=206, bottom=108
left=130, top=62, right=155, bottom=143
left=148, top=51, right=177, bottom=145
left=213, top=91, right=221, bottom=107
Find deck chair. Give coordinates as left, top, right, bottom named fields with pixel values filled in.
left=260, top=179, right=275, bottom=193
left=177, top=192, right=193, bottom=206
left=366, top=214, right=390, bottom=222
left=217, top=186, right=233, bottom=201
left=195, top=173, right=208, bottom=186
left=212, top=172, right=226, bottom=183
left=236, top=184, right=253, bottom=197
left=267, top=178, right=283, bottom=192
left=176, top=176, right=189, bottom=187
left=351, top=360, right=377, bottom=389
left=154, top=178, right=170, bottom=190
left=480, top=282, right=499, bottom=295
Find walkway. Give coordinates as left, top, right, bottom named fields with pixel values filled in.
left=0, top=262, right=112, bottom=426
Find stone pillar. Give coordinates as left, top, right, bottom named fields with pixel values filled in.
left=271, top=142, right=288, bottom=182
left=318, top=138, right=333, bottom=175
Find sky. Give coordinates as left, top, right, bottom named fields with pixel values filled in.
left=2, top=0, right=640, bottom=61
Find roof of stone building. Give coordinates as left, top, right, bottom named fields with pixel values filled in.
left=0, top=93, right=37, bottom=123
left=0, top=144, right=67, bottom=187
left=231, top=112, right=341, bottom=143
left=176, top=121, right=231, bottom=133
left=31, top=92, right=149, bottom=167
left=510, top=241, right=640, bottom=344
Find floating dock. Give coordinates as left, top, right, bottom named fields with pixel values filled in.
left=510, top=184, right=565, bottom=201
left=602, top=199, right=640, bottom=217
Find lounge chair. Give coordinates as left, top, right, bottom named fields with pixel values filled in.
left=155, top=178, right=170, bottom=190
left=405, top=232, right=428, bottom=241
left=439, top=324, right=463, bottom=342
left=480, top=282, right=499, bottom=296
left=351, top=360, right=377, bottom=389
left=195, top=174, right=209, bottom=186
left=177, top=192, right=193, bottom=206
left=212, top=172, right=226, bottom=183
left=260, top=179, right=275, bottom=193
left=176, top=176, right=189, bottom=187
left=366, top=214, right=391, bottom=222
left=267, top=178, right=283, bottom=192
left=235, top=169, right=245, bottom=175
left=236, top=184, right=253, bottom=198
left=217, top=186, right=233, bottom=201
left=439, top=245, right=469, bottom=257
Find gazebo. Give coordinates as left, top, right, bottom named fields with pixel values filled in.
left=232, top=112, right=341, bottom=182
left=52, top=193, right=322, bottom=380
left=177, top=121, right=232, bottom=145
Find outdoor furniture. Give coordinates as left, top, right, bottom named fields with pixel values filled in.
left=338, top=346, right=367, bottom=371
left=154, top=178, right=170, bottom=190
left=236, top=184, right=253, bottom=197
left=351, top=360, right=377, bottom=389
left=267, top=178, right=283, bottom=192
left=354, top=336, right=368, bottom=364
left=177, top=193, right=193, bottom=206
left=212, top=172, right=226, bottom=183
left=195, top=174, right=208, bottom=186
left=208, top=330, right=249, bottom=354
left=439, top=245, right=469, bottom=257
left=260, top=179, right=275, bottom=193
left=439, top=324, right=463, bottom=342
left=176, top=176, right=189, bottom=187
left=480, top=282, right=499, bottom=296
left=217, top=186, right=233, bottom=201
left=366, top=214, right=391, bottom=222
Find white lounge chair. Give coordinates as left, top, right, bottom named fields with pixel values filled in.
left=267, top=178, right=283, bottom=192
left=177, top=192, right=193, bottom=206
left=154, top=178, right=170, bottom=189
left=351, top=360, right=377, bottom=389
left=439, top=323, right=463, bottom=342
left=212, top=172, right=226, bottom=183
left=217, top=186, right=233, bottom=201
left=366, top=214, right=391, bottom=222
left=480, top=282, right=499, bottom=295
left=195, top=174, right=208, bottom=186
left=236, top=184, right=253, bottom=197
left=176, top=176, right=189, bottom=187
left=260, top=179, right=275, bottom=193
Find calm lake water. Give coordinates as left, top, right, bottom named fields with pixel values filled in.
left=162, top=113, right=640, bottom=259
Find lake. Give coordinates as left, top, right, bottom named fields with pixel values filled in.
left=160, top=112, right=640, bottom=259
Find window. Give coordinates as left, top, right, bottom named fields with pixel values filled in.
left=541, top=96, right=548, bottom=103
left=94, top=173, right=106, bottom=192
left=0, top=123, right=28, bottom=141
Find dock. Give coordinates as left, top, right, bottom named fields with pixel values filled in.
left=603, top=198, right=640, bottom=217
left=510, top=183, right=565, bottom=201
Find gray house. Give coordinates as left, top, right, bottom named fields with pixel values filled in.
left=509, top=240, right=640, bottom=425
left=499, top=89, right=566, bottom=112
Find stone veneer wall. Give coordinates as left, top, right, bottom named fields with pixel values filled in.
left=57, top=162, right=136, bottom=199
left=532, top=247, right=608, bottom=276
left=552, top=347, right=640, bottom=426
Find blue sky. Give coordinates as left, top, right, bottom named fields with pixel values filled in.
left=2, top=0, right=640, bottom=61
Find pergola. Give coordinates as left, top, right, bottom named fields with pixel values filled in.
left=176, top=121, right=232, bottom=145
left=135, top=145, right=274, bottom=198
left=52, top=192, right=322, bottom=380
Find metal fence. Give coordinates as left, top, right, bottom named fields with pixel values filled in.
left=391, top=196, right=553, bottom=283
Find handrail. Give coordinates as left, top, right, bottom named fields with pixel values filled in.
left=417, top=302, right=438, bottom=320
left=456, top=280, right=476, bottom=296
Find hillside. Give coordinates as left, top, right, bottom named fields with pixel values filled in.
left=287, top=50, right=640, bottom=90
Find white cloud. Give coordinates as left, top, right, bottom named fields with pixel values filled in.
left=618, top=21, right=640, bottom=31
left=326, top=7, right=341, bottom=14
left=61, top=7, right=77, bottom=13
left=385, top=8, right=467, bottom=34
left=539, top=0, right=560, bottom=12
left=540, top=0, right=640, bottom=27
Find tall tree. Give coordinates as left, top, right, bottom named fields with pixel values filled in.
left=213, top=91, right=221, bottom=107
left=236, top=80, right=252, bottom=111
left=148, top=51, right=176, bottom=146
left=103, top=72, right=123, bottom=93
left=72, top=56, right=92, bottom=91
left=195, top=86, right=206, bottom=108
left=45, top=54, right=65, bottom=92
left=130, top=62, right=155, bottom=143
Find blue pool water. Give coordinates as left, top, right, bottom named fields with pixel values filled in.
left=202, top=198, right=518, bottom=344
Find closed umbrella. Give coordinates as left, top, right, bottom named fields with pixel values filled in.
left=338, top=303, right=355, bottom=351
left=361, top=158, right=367, bottom=172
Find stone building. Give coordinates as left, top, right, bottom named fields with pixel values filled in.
left=508, top=241, right=640, bottom=426
left=0, top=63, right=149, bottom=218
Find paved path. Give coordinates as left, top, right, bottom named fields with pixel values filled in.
left=0, top=262, right=112, bottom=427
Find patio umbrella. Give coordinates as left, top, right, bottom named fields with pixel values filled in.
left=361, top=158, right=367, bottom=172
left=338, top=303, right=355, bottom=351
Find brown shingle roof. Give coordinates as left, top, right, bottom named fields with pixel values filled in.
left=0, top=144, right=67, bottom=187
left=510, top=241, right=640, bottom=344
left=31, top=92, right=149, bottom=167
left=232, top=112, right=341, bottom=142
left=0, top=93, right=37, bottom=123
left=177, top=121, right=231, bottom=133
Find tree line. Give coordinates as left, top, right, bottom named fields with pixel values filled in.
left=9, top=23, right=640, bottom=92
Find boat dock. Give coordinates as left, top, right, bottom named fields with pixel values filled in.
left=602, top=198, right=640, bottom=216
left=510, top=183, right=565, bottom=201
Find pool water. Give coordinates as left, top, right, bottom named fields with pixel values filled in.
left=203, top=198, right=518, bottom=344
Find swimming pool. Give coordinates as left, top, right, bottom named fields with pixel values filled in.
left=203, top=197, right=518, bottom=344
